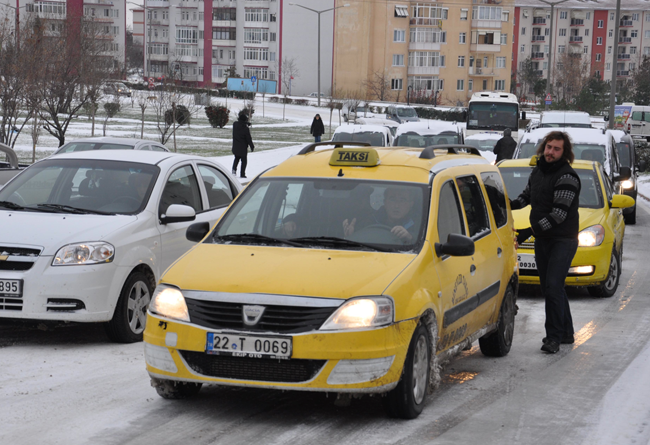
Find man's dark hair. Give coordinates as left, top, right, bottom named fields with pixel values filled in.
left=536, top=131, right=575, bottom=164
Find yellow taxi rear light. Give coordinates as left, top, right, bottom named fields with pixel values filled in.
left=329, top=148, right=380, bottom=167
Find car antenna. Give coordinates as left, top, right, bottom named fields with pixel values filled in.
left=337, top=168, right=344, bottom=177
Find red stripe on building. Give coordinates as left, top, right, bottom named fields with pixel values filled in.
left=202, top=0, right=213, bottom=87
left=512, top=7, right=520, bottom=96
left=591, top=10, right=607, bottom=80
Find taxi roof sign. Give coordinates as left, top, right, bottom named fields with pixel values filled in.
left=329, top=147, right=380, bottom=167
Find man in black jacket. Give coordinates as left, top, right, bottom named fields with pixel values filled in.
left=232, top=111, right=255, bottom=178
left=493, top=128, right=517, bottom=162
left=510, top=131, right=581, bottom=354
left=310, top=114, right=325, bottom=142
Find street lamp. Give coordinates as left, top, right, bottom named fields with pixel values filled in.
left=539, top=0, right=570, bottom=110
left=288, top=3, right=350, bottom=107
left=127, top=2, right=151, bottom=80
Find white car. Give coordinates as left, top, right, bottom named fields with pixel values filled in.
left=0, top=151, right=241, bottom=342
left=54, top=137, right=169, bottom=155
left=393, top=121, right=465, bottom=147
left=331, top=124, right=393, bottom=146
left=464, top=133, right=502, bottom=163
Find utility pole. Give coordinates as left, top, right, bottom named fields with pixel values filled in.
left=608, top=0, right=621, bottom=129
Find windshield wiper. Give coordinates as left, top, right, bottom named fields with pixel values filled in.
left=290, top=236, right=390, bottom=252
left=0, top=201, right=24, bottom=210
left=36, top=204, right=111, bottom=215
left=215, top=233, right=303, bottom=247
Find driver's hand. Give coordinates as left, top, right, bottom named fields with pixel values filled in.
left=282, top=221, right=297, bottom=237
left=391, top=225, right=412, bottom=242
left=342, top=218, right=356, bottom=237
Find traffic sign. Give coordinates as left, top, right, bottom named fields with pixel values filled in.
left=148, top=77, right=155, bottom=89
left=545, top=93, right=552, bottom=105
left=251, top=76, right=257, bottom=84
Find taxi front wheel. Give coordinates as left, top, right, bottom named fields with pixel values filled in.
left=588, top=248, right=620, bottom=298
left=151, top=377, right=202, bottom=399
left=479, top=285, right=515, bottom=357
left=383, top=323, right=432, bottom=419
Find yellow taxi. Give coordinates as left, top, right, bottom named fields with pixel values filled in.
left=498, top=157, right=635, bottom=297
left=143, top=142, right=518, bottom=419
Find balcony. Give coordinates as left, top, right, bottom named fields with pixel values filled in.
left=213, top=19, right=236, bottom=27
left=618, top=53, right=631, bottom=60
left=617, top=70, right=630, bottom=76
left=407, top=66, right=440, bottom=76
left=470, top=43, right=502, bottom=52
left=149, top=54, right=169, bottom=61
left=569, top=36, right=583, bottom=44
left=83, top=0, right=114, bottom=5
left=570, top=19, right=584, bottom=26
left=409, top=41, right=441, bottom=51
left=471, top=19, right=502, bottom=29
left=531, top=51, right=545, bottom=59
left=619, top=37, right=632, bottom=43
left=409, top=18, right=442, bottom=27
left=469, top=67, right=497, bottom=76
left=531, top=35, right=545, bottom=42
left=619, top=20, right=633, bottom=27
left=533, top=17, right=546, bottom=25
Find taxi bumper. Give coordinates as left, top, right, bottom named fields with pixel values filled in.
left=144, top=313, right=418, bottom=393
left=517, top=242, right=613, bottom=286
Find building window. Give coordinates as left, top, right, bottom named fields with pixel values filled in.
left=501, top=33, right=507, bottom=45
left=596, top=53, right=602, bottom=61
left=586, top=12, right=591, bottom=20
left=595, top=70, right=600, bottom=77
left=391, top=78, right=403, bottom=90
left=520, top=45, right=525, bottom=53
left=270, top=32, right=276, bottom=42
left=583, top=46, right=588, bottom=54
left=213, top=27, right=236, bottom=40
left=609, top=29, right=613, bottom=37
left=244, top=28, right=269, bottom=43
left=558, top=45, right=565, bottom=53
left=496, top=57, right=506, bottom=68
left=560, top=11, right=567, bottom=19
left=645, top=30, right=650, bottom=38
left=393, top=54, right=404, bottom=66
left=597, top=37, right=602, bottom=45
left=521, top=27, right=526, bottom=36
left=176, top=27, right=198, bottom=44
left=408, top=51, right=445, bottom=67
left=610, top=12, right=614, bottom=21
left=213, top=8, right=236, bottom=20
left=468, top=79, right=473, bottom=91
left=632, top=30, right=639, bottom=38
left=597, top=20, right=603, bottom=28
left=457, top=79, right=464, bottom=91
left=458, top=56, right=465, bottom=67
left=245, top=8, right=268, bottom=22
left=394, top=5, right=408, bottom=18
left=608, top=46, right=612, bottom=54
left=270, top=52, right=276, bottom=61
left=394, top=29, right=405, bottom=42
left=459, top=32, right=466, bottom=43
left=585, top=29, right=589, bottom=37
left=559, top=28, right=566, bottom=37
left=502, top=10, right=509, bottom=22
left=606, top=62, right=611, bottom=71
left=630, top=62, right=636, bottom=71
left=495, top=80, right=505, bottom=90
left=633, top=13, right=640, bottom=21
left=410, top=28, right=446, bottom=43
left=631, top=46, right=637, bottom=54
left=460, top=9, right=468, bottom=20
left=645, top=47, right=650, bottom=55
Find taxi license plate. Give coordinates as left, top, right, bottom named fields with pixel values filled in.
left=206, top=332, right=292, bottom=359
left=518, top=254, right=537, bottom=270
left=0, top=279, right=22, bottom=297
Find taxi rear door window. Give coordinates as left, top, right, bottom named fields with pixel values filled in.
left=456, top=175, right=491, bottom=239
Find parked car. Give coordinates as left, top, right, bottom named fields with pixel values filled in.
left=103, top=81, right=132, bottom=97
left=54, top=137, right=169, bottom=155
left=464, top=133, right=502, bottom=163
left=611, top=103, right=650, bottom=141
left=0, top=150, right=241, bottom=342
left=498, top=157, right=634, bottom=297
left=332, top=124, right=393, bottom=146
left=355, top=117, right=399, bottom=137
left=342, top=105, right=377, bottom=122
left=538, top=111, right=593, bottom=128
left=386, top=105, right=420, bottom=124
left=144, top=142, right=518, bottom=419
left=309, top=92, right=326, bottom=97
left=393, top=121, right=465, bottom=147
left=608, top=129, right=645, bottom=224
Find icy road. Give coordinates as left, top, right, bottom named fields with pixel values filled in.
left=1, top=202, right=650, bottom=445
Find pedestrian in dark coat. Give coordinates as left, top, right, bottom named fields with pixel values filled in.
left=510, top=131, right=581, bottom=354
left=310, top=114, right=325, bottom=142
left=232, top=111, right=254, bottom=178
left=493, top=128, right=517, bottom=162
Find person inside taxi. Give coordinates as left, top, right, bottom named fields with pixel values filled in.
left=343, top=187, right=416, bottom=242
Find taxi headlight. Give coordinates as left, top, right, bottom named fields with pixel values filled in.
left=621, top=179, right=634, bottom=189
left=149, top=285, right=190, bottom=322
left=320, top=297, right=393, bottom=330
left=52, top=242, right=115, bottom=266
left=578, top=225, right=605, bottom=247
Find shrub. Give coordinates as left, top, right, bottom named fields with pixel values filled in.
left=103, top=102, right=121, bottom=118
left=268, top=96, right=279, bottom=103
left=205, top=104, right=230, bottom=128
left=294, top=99, right=309, bottom=106
left=165, top=104, right=191, bottom=126
left=413, top=106, right=466, bottom=122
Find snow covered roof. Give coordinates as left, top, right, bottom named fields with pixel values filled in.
left=519, top=127, right=609, bottom=146
left=395, top=121, right=462, bottom=137
left=465, top=133, right=503, bottom=141
left=333, top=125, right=390, bottom=134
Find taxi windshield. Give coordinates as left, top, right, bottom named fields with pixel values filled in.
left=465, top=138, right=498, bottom=151
left=397, top=107, right=417, bottom=117
left=499, top=166, right=603, bottom=209
left=519, top=141, right=607, bottom=163
left=332, top=131, right=385, bottom=146
left=213, top=178, right=428, bottom=252
left=394, top=131, right=460, bottom=147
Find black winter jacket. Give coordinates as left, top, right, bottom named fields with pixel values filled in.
left=310, top=117, right=325, bottom=137
left=232, top=118, right=254, bottom=157
left=493, top=135, right=517, bottom=161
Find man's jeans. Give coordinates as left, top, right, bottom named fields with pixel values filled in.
left=535, top=237, right=579, bottom=343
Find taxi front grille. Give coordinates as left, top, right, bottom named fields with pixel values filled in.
left=0, top=297, right=22, bottom=311
left=0, top=246, right=41, bottom=271
left=184, top=298, right=336, bottom=333
left=179, top=351, right=326, bottom=383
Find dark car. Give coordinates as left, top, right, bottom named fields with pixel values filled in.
left=610, top=130, right=646, bottom=224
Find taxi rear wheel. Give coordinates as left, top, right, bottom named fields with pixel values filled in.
left=105, top=271, right=153, bottom=343
left=151, top=377, right=202, bottom=399
left=588, top=248, right=620, bottom=298
left=383, top=323, right=431, bottom=419
left=479, top=285, right=515, bottom=357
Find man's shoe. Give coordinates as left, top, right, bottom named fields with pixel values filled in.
left=541, top=340, right=560, bottom=354
left=240, top=175, right=247, bottom=179
left=542, top=335, right=574, bottom=345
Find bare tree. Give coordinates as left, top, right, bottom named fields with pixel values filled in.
left=553, top=52, right=590, bottom=104
left=342, top=89, right=364, bottom=123
left=280, top=57, right=299, bottom=121
left=363, top=70, right=392, bottom=102
left=102, top=95, right=122, bottom=136
left=30, top=113, right=42, bottom=163
left=136, top=91, right=152, bottom=138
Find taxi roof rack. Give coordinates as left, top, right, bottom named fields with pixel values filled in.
left=298, top=141, right=371, bottom=155
left=419, top=144, right=482, bottom=159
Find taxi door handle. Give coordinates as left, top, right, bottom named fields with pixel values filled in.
left=470, top=264, right=476, bottom=275
left=497, top=247, right=502, bottom=257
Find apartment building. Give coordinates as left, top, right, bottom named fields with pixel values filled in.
left=332, top=0, right=514, bottom=106
left=0, top=0, right=126, bottom=66
left=132, top=0, right=334, bottom=94
left=514, top=0, right=647, bottom=99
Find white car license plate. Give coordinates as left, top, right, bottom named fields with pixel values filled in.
left=0, top=279, right=22, bottom=297
left=518, top=254, right=537, bottom=270
left=206, top=332, right=292, bottom=359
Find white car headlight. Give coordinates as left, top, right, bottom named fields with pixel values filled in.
left=578, top=225, right=605, bottom=247
left=149, top=285, right=190, bottom=322
left=52, top=242, right=115, bottom=266
left=320, top=297, right=393, bottom=330
left=621, top=179, right=634, bottom=189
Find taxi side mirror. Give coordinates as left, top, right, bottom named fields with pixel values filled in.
left=186, top=221, right=211, bottom=242
left=614, top=166, right=631, bottom=182
left=435, top=233, right=475, bottom=257
left=610, top=194, right=635, bottom=210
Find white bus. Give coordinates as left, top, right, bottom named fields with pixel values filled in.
left=466, top=92, right=523, bottom=140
